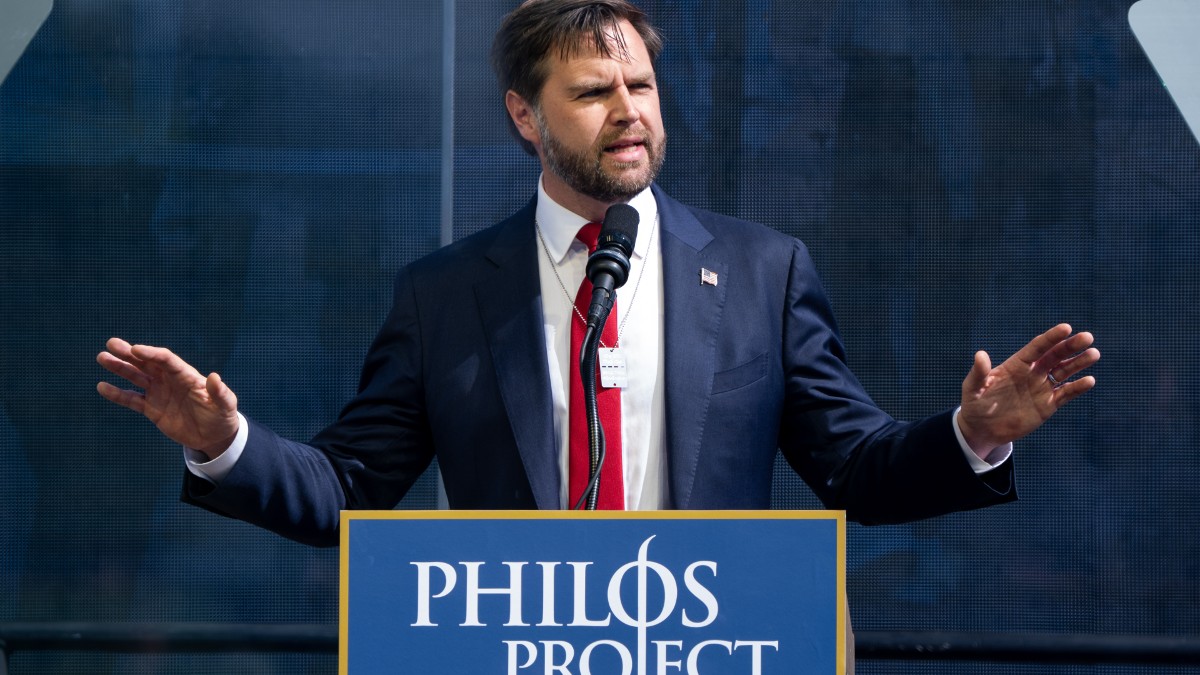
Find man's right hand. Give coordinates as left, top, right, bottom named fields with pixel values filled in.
left=97, top=337, right=240, bottom=460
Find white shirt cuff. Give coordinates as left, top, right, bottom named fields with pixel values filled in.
left=183, top=412, right=248, bottom=484
left=953, top=407, right=1013, bottom=474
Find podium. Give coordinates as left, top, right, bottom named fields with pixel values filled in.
left=340, top=511, right=845, bottom=674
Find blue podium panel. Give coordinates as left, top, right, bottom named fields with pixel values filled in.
left=340, top=511, right=845, bottom=675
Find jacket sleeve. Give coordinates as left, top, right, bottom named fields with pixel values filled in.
left=776, top=239, right=1015, bottom=524
left=182, top=266, right=436, bottom=547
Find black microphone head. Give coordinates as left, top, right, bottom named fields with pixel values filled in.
left=587, top=204, right=640, bottom=289
left=598, top=203, right=639, bottom=258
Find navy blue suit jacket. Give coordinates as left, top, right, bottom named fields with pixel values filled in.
left=185, top=186, right=1014, bottom=546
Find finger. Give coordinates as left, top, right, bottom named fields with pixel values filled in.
left=1051, top=375, right=1096, bottom=407
left=129, top=344, right=203, bottom=381
left=106, top=336, right=133, bottom=356
left=1035, top=331, right=1095, bottom=374
left=96, top=351, right=152, bottom=389
left=205, top=372, right=238, bottom=414
left=962, top=350, right=992, bottom=393
left=1011, top=323, right=1074, bottom=368
left=1047, top=347, right=1100, bottom=382
left=105, top=337, right=151, bottom=369
left=96, top=381, right=147, bottom=414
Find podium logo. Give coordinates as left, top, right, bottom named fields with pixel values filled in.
left=410, top=536, right=780, bottom=674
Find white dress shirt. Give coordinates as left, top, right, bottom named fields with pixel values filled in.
left=532, top=179, right=667, bottom=510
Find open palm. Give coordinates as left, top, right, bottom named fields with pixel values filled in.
left=97, top=337, right=239, bottom=458
left=958, top=324, right=1099, bottom=457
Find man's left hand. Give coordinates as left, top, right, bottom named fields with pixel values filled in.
left=958, top=324, right=1099, bottom=460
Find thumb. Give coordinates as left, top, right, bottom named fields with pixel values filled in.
left=962, top=350, right=992, bottom=394
left=205, top=372, right=238, bottom=414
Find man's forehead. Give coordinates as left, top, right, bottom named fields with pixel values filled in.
left=550, top=19, right=641, bottom=66
left=548, top=52, right=655, bottom=90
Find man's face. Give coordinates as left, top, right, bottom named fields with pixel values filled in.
left=510, top=19, right=666, bottom=210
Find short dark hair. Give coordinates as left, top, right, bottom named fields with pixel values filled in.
left=491, top=0, right=663, bottom=155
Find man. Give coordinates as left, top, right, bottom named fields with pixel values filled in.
left=97, top=0, right=1096, bottom=566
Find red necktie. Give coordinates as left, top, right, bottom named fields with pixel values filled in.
left=569, top=223, right=625, bottom=509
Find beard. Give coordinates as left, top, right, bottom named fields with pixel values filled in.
left=535, top=109, right=666, bottom=204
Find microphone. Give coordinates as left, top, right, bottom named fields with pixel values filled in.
left=584, top=203, right=640, bottom=329
left=574, top=203, right=638, bottom=510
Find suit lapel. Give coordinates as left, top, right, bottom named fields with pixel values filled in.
left=473, top=201, right=560, bottom=509
left=655, top=187, right=727, bottom=509
left=468, top=189, right=728, bottom=510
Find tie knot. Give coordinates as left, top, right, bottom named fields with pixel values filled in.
left=576, top=222, right=603, bottom=253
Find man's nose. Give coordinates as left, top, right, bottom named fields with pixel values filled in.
left=609, top=87, right=641, bottom=126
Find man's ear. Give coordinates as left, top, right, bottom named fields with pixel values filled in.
left=505, top=90, right=541, bottom=149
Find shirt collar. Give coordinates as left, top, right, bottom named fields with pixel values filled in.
left=535, top=174, right=658, bottom=265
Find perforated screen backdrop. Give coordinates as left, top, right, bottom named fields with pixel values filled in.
left=1, top=1, right=1198, bottom=673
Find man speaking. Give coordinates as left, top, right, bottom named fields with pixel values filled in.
left=97, top=0, right=1097, bottom=578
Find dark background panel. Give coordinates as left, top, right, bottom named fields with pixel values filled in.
left=2, top=0, right=1198, bottom=673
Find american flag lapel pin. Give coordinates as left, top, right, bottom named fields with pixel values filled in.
left=700, top=267, right=718, bottom=286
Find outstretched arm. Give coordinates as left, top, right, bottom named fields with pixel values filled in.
left=957, top=324, right=1099, bottom=459
left=96, top=337, right=240, bottom=459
